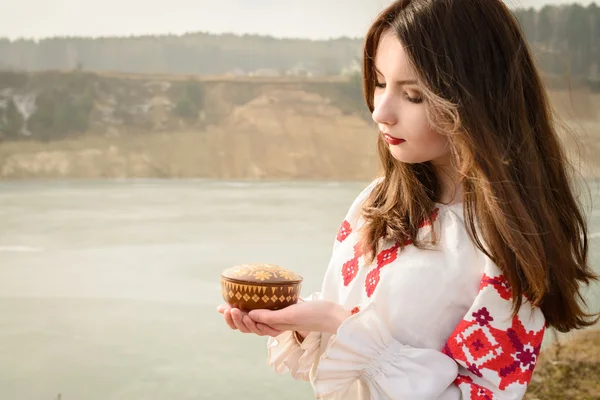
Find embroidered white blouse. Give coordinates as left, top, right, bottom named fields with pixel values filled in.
left=265, top=179, right=546, bottom=400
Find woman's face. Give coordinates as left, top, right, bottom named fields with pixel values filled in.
left=372, top=30, right=452, bottom=167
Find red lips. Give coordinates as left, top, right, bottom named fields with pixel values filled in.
left=383, top=133, right=405, bottom=145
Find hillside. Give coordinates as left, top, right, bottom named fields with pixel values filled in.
left=0, top=70, right=376, bottom=180
left=0, top=70, right=598, bottom=180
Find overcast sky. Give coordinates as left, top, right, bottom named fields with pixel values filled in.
left=0, top=0, right=595, bottom=40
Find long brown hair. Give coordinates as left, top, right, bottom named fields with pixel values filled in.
left=359, top=0, right=598, bottom=332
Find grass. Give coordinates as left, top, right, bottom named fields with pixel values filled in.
left=525, top=329, right=600, bottom=400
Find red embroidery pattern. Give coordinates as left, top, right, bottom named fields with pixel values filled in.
left=443, top=307, right=545, bottom=392
left=363, top=207, right=440, bottom=297
left=365, top=267, right=381, bottom=297
left=479, top=274, right=512, bottom=300
left=455, top=375, right=494, bottom=400
left=365, top=243, right=399, bottom=297
left=483, top=316, right=544, bottom=389
left=419, top=207, right=440, bottom=228
left=337, top=220, right=352, bottom=243
left=341, top=242, right=364, bottom=286
left=351, top=306, right=361, bottom=315
left=377, top=244, right=401, bottom=268
left=455, top=374, right=472, bottom=386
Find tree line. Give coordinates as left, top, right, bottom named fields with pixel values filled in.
left=0, top=4, right=599, bottom=79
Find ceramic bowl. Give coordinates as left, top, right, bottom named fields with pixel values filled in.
left=221, top=263, right=303, bottom=311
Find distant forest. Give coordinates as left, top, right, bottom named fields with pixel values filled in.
left=0, top=4, right=599, bottom=79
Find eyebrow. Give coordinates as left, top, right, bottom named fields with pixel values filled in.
left=374, top=66, right=418, bottom=85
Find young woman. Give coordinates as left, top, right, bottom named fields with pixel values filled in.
left=217, top=0, right=598, bottom=398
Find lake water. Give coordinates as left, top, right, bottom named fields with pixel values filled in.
left=1, top=179, right=599, bottom=400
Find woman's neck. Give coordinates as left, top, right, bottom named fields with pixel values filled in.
left=432, top=160, right=463, bottom=205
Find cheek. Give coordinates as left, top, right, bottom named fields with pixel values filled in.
left=420, top=130, right=449, bottom=151
left=400, top=107, right=444, bottom=148
left=392, top=108, right=451, bottom=163
left=399, top=105, right=429, bottom=133
left=391, top=131, right=449, bottom=164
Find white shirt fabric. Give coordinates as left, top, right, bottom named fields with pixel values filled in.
left=265, top=179, right=546, bottom=400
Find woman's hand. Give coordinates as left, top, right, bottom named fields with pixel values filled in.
left=248, top=300, right=350, bottom=335
left=217, top=304, right=283, bottom=337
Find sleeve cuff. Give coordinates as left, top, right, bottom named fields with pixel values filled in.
left=265, top=292, right=323, bottom=381
left=314, top=302, right=458, bottom=398
left=267, top=330, right=322, bottom=380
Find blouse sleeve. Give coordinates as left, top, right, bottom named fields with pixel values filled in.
left=312, top=258, right=546, bottom=399
left=265, top=178, right=385, bottom=381
left=441, top=259, right=546, bottom=399
left=266, top=292, right=323, bottom=381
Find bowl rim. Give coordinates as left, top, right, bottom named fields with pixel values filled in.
left=221, top=274, right=303, bottom=285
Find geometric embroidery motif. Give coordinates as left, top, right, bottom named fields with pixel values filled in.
left=455, top=375, right=494, bottom=400
left=443, top=308, right=545, bottom=391
left=365, top=243, right=399, bottom=297
left=363, top=207, right=440, bottom=297
left=479, top=274, right=512, bottom=300
left=336, top=220, right=352, bottom=243
left=341, top=242, right=364, bottom=286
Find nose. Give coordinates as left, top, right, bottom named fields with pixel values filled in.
left=371, top=91, right=397, bottom=127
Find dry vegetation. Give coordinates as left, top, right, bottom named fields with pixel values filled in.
left=526, top=329, right=600, bottom=400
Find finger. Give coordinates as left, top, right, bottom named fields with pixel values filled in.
left=223, top=309, right=237, bottom=330
left=247, top=309, right=273, bottom=325
left=217, top=304, right=231, bottom=314
left=231, top=308, right=251, bottom=333
left=242, top=315, right=264, bottom=336
left=256, top=323, right=283, bottom=337
left=249, top=308, right=292, bottom=327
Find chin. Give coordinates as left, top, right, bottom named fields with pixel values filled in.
left=388, top=146, right=452, bottom=165
left=389, top=147, right=421, bottom=164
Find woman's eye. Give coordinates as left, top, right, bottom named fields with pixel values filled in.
left=405, top=92, right=424, bottom=104
left=375, top=82, right=386, bottom=89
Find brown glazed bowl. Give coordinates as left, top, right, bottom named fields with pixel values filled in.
left=221, top=263, right=303, bottom=311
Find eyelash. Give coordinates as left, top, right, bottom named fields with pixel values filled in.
left=374, top=82, right=424, bottom=104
